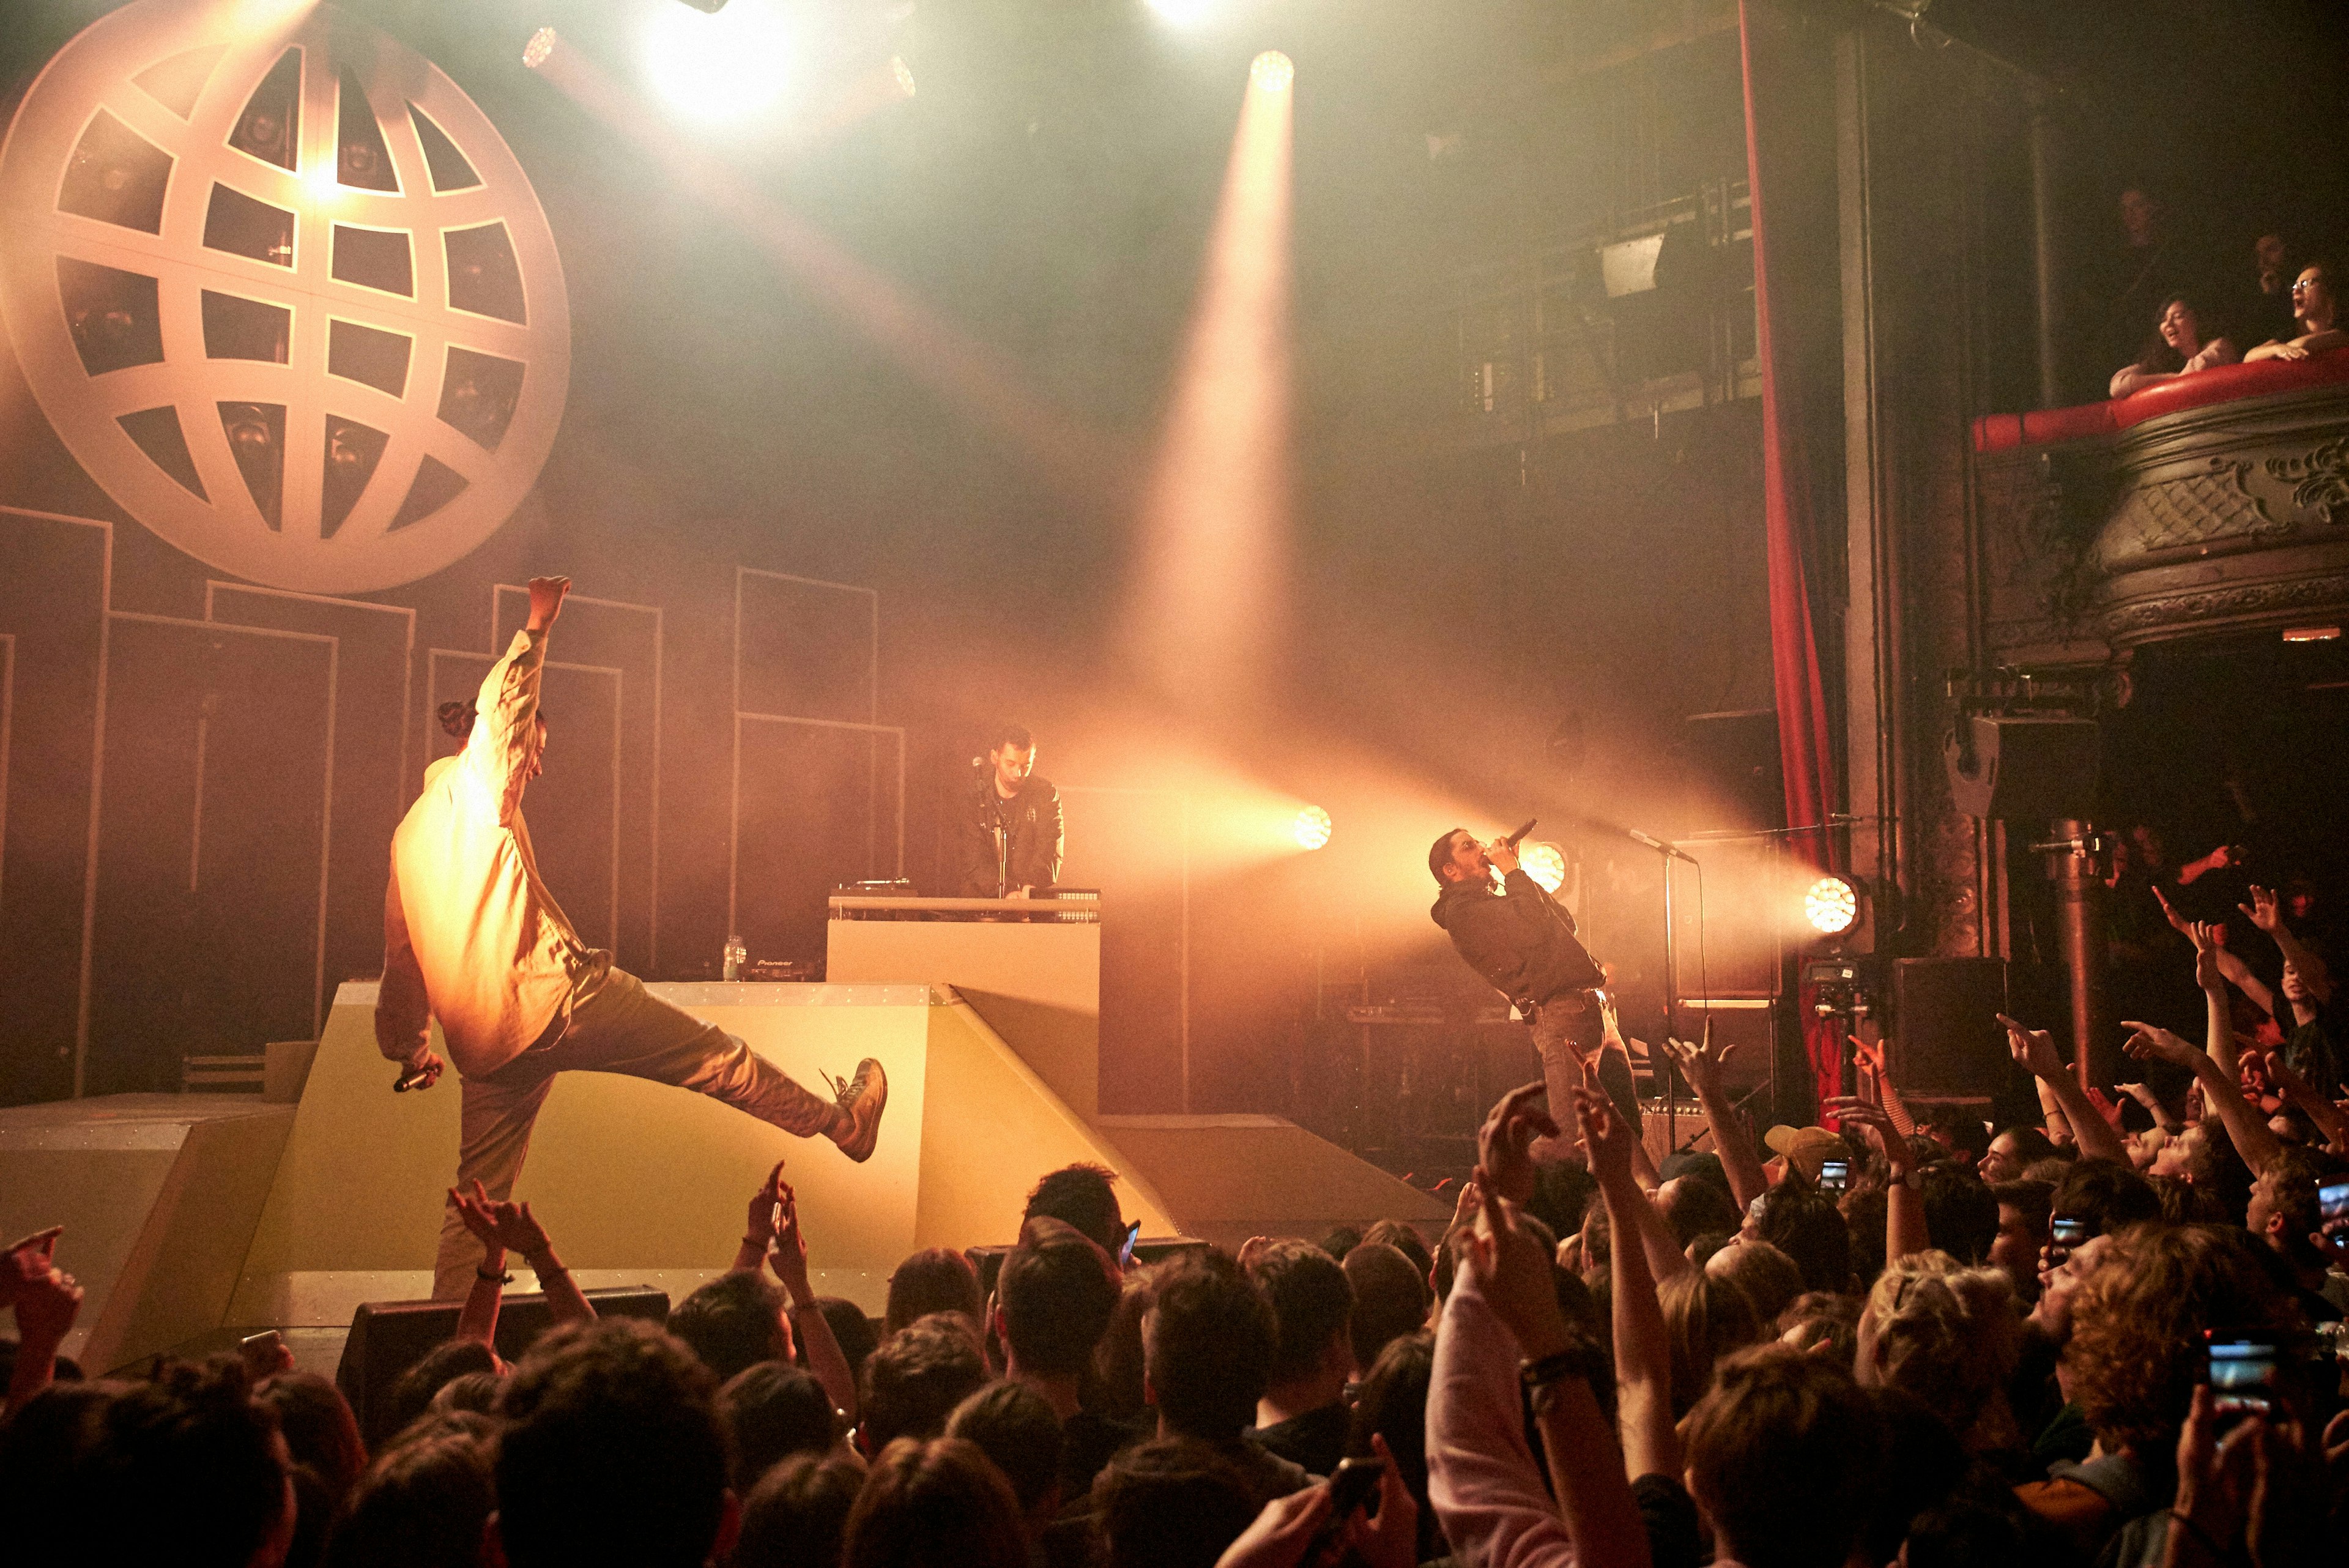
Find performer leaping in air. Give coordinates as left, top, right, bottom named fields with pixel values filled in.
left=377, top=575, right=887, bottom=1298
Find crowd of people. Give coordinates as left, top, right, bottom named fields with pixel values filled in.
left=4, top=883, right=2348, bottom=1567
left=2093, top=187, right=2347, bottom=400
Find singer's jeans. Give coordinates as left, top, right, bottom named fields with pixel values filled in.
left=1530, top=996, right=1641, bottom=1137
left=432, top=966, right=838, bottom=1298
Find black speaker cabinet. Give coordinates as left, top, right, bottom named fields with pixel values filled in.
left=1888, top=957, right=2011, bottom=1098
left=1943, top=716, right=2098, bottom=822
left=336, top=1286, right=670, bottom=1447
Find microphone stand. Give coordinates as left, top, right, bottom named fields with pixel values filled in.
left=1617, top=829, right=1694, bottom=1154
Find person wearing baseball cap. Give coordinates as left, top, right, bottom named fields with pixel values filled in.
left=1763, top=1124, right=1846, bottom=1186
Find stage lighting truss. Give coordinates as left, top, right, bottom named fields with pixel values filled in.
left=1292, top=805, right=1332, bottom=852
left=1803, top=874, right=1861, bottom=938
left=1249, top=51, right=1294, bottom=92
left=1520, top=841, right=1566, bottom=895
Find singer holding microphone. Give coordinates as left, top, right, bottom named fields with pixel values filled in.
left=1428, top=825, right=1638, bottom=1134
left=957, top=723, right=1063, bottom=899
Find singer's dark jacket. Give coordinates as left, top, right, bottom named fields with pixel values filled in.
left=1431, top=868, right=1605, bottom=1008
left=957, top=776, right=1064, bottom=897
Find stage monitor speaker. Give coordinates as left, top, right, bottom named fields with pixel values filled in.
left=336, top=1287, right=669, bottom=1447
left=1680, top=710, right=1786, bottom=832
left=1888, top=958, right=2011, bottom=1098
left=1944, top=716, right=2098, bottom=822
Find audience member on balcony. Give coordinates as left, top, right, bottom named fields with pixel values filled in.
left=2232, top=229, right=2304, bottom=349
left=2244, top=261, right=2349, bottom=362
left=2107, top=295, right=2238, bottom=398
left=2085, top=184, right=2199, bottom=387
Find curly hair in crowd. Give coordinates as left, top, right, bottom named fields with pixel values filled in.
left=2061, top=1223, right=2296, bottom=1457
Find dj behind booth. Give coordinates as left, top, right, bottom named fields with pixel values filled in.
left=957, top=723, right=1063, bottom=900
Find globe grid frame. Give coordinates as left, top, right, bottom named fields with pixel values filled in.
left=0, top=0, right=571, bottom=593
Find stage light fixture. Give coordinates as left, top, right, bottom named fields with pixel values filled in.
left=1293, top=805, right=1332, bottom=851
left=522, top=28, right=558, bottom=69
left=891, top=56, right=916, bottom=97
left=1803, top=874, right=1860, bottom=937
left=1250, top=50, right=1293, bottom=92
left=1521, top=841, right=1566, bottom=894
left=644, top=0, right=793, bottom=124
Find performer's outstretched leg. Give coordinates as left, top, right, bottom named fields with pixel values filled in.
left=558, top=968, right=885, bottom=1153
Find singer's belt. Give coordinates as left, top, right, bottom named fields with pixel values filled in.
left=1516, top=990, right=1592, bottom=1016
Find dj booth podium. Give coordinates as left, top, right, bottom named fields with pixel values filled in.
left=826, top=892, right=1102, bottom=1117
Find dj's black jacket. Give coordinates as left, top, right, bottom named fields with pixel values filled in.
left=957, top=777, right=1064, bottom=897
left=1431, top=869, right=1605, bottom=1009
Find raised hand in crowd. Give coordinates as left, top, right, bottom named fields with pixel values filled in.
left=1573, top=1086, right=1679, bottom=1484
left=2120, top=1079, right=2186, bottom=1135
left=450, top=1178, right=595, bottom=1337
left=1821, top=1096, right=1928, bottom=1261
left=2164, top=1383, right=2328, bottom=1568
left=740, top=1161, right=858, bottom=1422
left=2000, top=1013, right=2128, bottom=1164
left=2262, top=1050, right=2349, bottom=1154
left=735, top=1157, right=790, bottom=1271
left=1475, top=1080, right=1556, bottom=1205
left=1213, top=1442, right=1417, bottom=1568
left=2240, top=883, right=2333, bottom=1008
left=0, top=1226, right=62, bottom=1310
left=2121, top=1020, right=2282, bottom=1176
left=5, top=1227, right=82, bottom=1418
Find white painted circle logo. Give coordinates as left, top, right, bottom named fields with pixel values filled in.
left=0, top=0, right=570, bottom=592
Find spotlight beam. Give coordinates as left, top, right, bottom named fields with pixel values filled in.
left=521, top=31, right=1133, bottom=511
left=1127, top=54, right=1295, bottom=710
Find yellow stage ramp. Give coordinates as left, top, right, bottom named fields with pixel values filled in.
left=1093, top=1115, right=1449, bottom=1256
left=0, top=1094, right=293, bottom=1373
left=229, top=982, right=1178, bottom=1325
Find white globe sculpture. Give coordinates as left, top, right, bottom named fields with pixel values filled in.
left=0, top=0, right=570, bottom=593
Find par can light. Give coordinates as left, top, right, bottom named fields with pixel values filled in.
left=1250, top=51, right=1294, bottom=92
left=1520, top=841, right=1566, bottom=894
left=1803, top=874, right=1860, bottom=937
left=1292, top=805, right=1332, bottom=852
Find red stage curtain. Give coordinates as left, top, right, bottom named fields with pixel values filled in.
left=1737, top=0, right=1842, bottom=1111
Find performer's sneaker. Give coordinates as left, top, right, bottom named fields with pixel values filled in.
left=823, top=1058, right=888, bottom=1163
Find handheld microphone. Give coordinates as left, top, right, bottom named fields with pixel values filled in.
left=394, top=1062, right=433, bottom=1093
left=1499, top=819, right=1537, bottom=848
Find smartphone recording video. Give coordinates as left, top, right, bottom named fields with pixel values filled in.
left=1818, top=1157, right=1849, bottom=1195
left=2205, top=1335, right=2278, bottom=1419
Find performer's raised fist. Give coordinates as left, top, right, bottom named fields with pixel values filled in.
left=526, top=575, right=571, bottom=631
